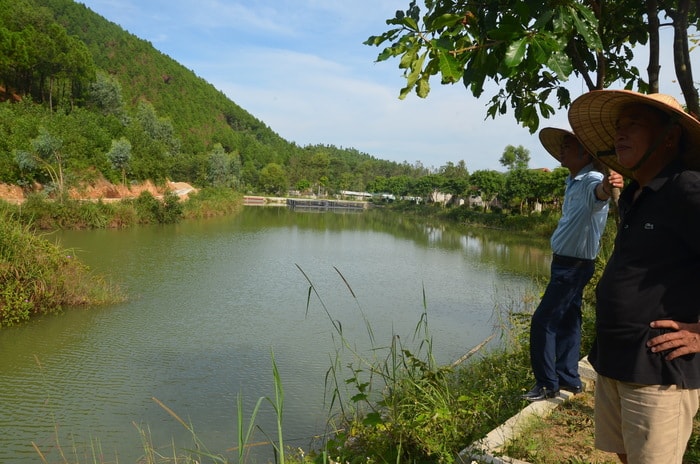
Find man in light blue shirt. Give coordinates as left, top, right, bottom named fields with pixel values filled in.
left=522, top=127, right=622, bottom=401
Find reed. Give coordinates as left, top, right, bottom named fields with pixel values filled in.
left=296, top=264, right=511, bottom=463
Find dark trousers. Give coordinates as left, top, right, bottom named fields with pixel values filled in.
left=529, top=255, right=595, bottom=390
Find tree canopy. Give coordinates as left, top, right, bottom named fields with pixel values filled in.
left=499, top=145, right=531, bottom=171
left=365, top=0, right=699, bottom=132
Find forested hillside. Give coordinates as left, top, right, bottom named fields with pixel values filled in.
left=0, top=0, right=426, bottom=197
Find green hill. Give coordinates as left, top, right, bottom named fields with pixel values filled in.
left=0, top=0, right=424, bottom=195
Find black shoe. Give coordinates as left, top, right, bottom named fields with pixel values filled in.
left=560, top=383, right=583, bottom=394
left=521, top=385, right=559, bottom=401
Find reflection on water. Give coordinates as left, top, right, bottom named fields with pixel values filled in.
left=0, top=207, right=549, bottom=463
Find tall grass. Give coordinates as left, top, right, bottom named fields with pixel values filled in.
left=181, top=187, right=243, bottom=219
left=295, top=265, right=538, bottom=464
left=0, top=211, right=123, bottom=326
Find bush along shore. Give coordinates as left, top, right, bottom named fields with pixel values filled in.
left=0, top=185, right=243, bottom=230
left=0, top=211, right=124, bottom=327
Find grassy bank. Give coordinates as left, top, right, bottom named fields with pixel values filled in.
left=381, top=200, right=561, bottom=239
left=0, top=187, right=243, bottom=230
left=0, top=212, right=124, bottom=327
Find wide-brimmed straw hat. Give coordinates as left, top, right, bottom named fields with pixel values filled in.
left=538, top=127, right=575, bottom=162
left=568, top=90, right=700, bottom=178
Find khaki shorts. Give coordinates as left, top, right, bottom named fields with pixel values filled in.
left=595, top=374, right=699, bottom=464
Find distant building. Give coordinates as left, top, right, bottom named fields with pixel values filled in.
left=339, top=190, right=373, bottom=200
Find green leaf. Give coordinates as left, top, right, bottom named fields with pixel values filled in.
left=520, top=104, right=540, bottom=133
left=429, top=13, right=464, bottom=30
left=402, top=16, right=419, bottom=31
left=504, top=37, right=527, bottom=67
left=377, top=46, right=398, bottom=62
left=489, top=14, right=523, bottom=40
left=552, top=6, right=570, bottom=32
left=398, top=50, right=427, bottom=99
left=529, top=35, right=554, bottom=64
left=399, top=41, right=419, bottom=69
left=539, top=101, right=555, bottom=118
left=362, top=412, right=384, bottom=426
left=532, top=10, right=554, bottom=30
left=363, top=28, right=401, bottom=47
left=547, top=50, right=573, bottom=80
left=556, top=86, right=572, bottom=107
left=417, top=75, right=430, bottom=97
left=570, top=5, right=602, bottom=50
left=405, top=50, right=427, bottom=86
left=437, top=50, right=462, bottom=83
left=485, top=102, right=498, bottom=120
left=573, top=2, right=599, bottom=27
left=399, top=83, right=414, bottom=100
left=463, top=61, right=487, bottom=97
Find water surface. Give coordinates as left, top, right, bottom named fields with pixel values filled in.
left=0, top=207, right=549, bottom=462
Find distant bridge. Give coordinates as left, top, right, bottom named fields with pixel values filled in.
left=243, top=196, right=367, bottom=210
left=287, top=198, right=367, bottom=210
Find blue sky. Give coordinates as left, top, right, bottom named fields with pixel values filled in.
left=77, top=0, right=695, bottom=172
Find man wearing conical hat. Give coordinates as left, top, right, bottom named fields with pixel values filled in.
left=522, top=128, right=622, bottom=402
left=569, top=90, right=700, bottom=464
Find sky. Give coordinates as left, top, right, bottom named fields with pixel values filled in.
left=76, top=0, right=696, bottom=172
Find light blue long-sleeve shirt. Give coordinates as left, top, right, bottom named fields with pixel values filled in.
left=550, top=164, right=609, bottom=260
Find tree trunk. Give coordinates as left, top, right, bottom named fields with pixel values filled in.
left=646, top=0, right=661, bottom=93
left=49, top=76, right=54, bottom=112
left=669, top=0, right=700, bottom=116
left=588, top=0, right=606, bottom=90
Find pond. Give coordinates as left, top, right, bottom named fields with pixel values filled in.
left=0, top=206, right=550, bottom=463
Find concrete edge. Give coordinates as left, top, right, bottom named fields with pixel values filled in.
left=458, top=357, right=596, bottom=464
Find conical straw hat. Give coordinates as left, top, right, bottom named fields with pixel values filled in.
left=538, top=127, right=574, bottom=162
left=568, top=90, right=700, bottom=178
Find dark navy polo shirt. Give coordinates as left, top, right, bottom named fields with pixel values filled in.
left=589, top=162, right=700, bottom=388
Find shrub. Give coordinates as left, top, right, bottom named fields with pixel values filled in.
left=181, top=186, right=242, bottom=219
left=132, top=190, right=183, bottom=224
left=0, top=212, right=123, bottom=326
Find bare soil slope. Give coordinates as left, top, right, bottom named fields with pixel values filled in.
left=0, top=179, right=196, bottom=203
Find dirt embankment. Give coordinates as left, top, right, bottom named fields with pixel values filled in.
left=0, top=179, right=196, bottom=204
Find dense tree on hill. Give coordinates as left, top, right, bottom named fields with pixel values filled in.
left=0, top=0, right=416, bottom=193
left=87, top=71, right=126, bottom=120
left=15, top=128, right=67, bottom=196
left=207, top=143, right=241, bottom=188
left=0, top=0, right=95, bottom=108
left=106, top=137, right=131, bottom=185
left=259, top=163, right=288, bottom=195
